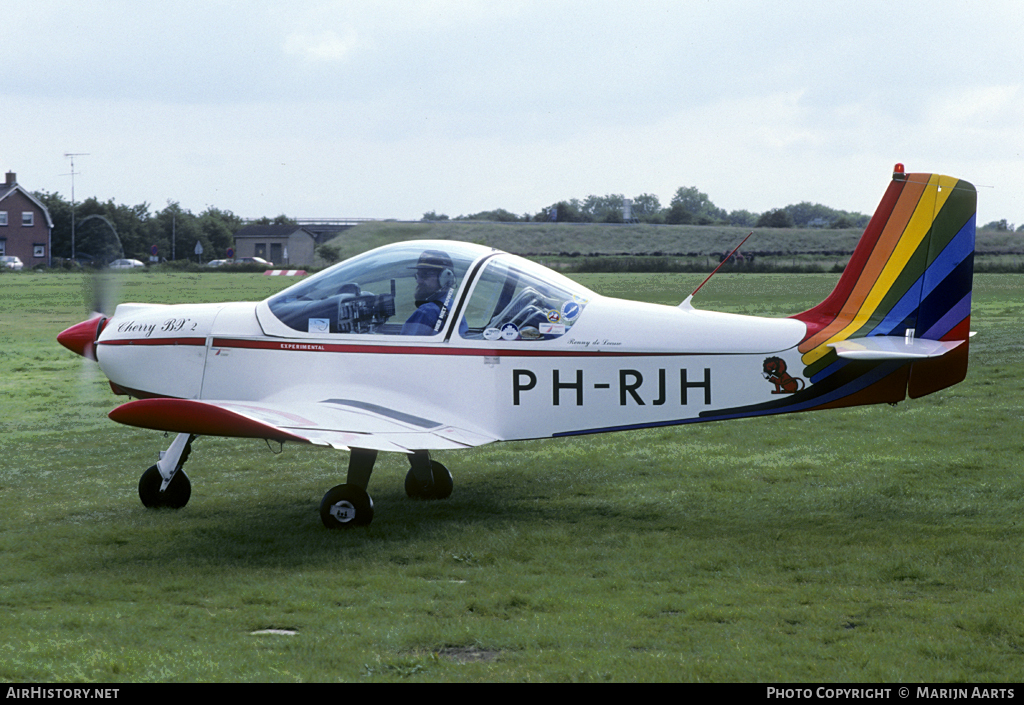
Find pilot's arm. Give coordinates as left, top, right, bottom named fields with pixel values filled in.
left=400, top=302, right=441, bottom=336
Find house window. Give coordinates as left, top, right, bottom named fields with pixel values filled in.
left=22, top=212, right=33, bottom=227
left=254, top=243, right=267, bottom=259
left=33, top=244, right=46, bottom=258
left=0, top=211, right=7, bottom=226
left=0, top=239, right=6, bottom=255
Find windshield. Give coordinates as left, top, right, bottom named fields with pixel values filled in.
left=267, top=241, right=492, bottom=336
left=460, top=255, right=593, bottom=341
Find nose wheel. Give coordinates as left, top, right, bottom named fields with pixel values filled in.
left=139, top=464, right=192, bottom=508
left=138, top=433, right=195, bottom=509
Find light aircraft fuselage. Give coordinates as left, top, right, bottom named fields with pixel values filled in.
left=58, top=166, right=977, bottom=528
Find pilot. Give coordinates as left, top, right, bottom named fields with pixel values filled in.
left=401, top=250, right=456, bottom=335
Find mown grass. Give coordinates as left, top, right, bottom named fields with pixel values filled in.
left=0, top=270, right=1022, bottom=682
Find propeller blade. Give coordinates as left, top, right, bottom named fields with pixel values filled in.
left=85, top=269, right=120, bottom=317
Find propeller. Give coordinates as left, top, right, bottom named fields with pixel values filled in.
left=57, top=314, right=106, bottom=361
left=57, top=270, right=120, bottom=361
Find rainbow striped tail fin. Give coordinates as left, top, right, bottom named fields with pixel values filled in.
left=791, top=165, right=976, bottom=403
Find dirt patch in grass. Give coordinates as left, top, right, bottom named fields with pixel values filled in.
left=437, top=646, right=501, bottom=663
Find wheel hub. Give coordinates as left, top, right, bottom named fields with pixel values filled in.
left=329, top=500, right=357, bottom=523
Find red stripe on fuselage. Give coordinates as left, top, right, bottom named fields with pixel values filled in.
left=210, top=337, right=708, bottom=358
left=101, top=335, right=754, bottom=358
left=100, top=337, right=206, bottom=347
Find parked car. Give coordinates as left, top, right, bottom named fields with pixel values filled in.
left=0, top=256, right=24, bottom=271
left=236, top=257, right=273, bottom=267
left=109, top=258, right=146, bottom=269
left=206, top=259, right=231, bottom=267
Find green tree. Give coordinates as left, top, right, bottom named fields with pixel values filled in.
left=199, top=207, right=240, bottom=257
left=72, top=198, right=120, bottom=262
left=579, top=194, right=625, bottom=222
left=670, top=186, right=726, bottom=224
left=536, top=200, right=587, bottom=222
left=665, top=201, right=694, bottom=224
left=728, top=209, right=757, bottom=227
left=149, top=202, right=204, bottom=261
left=830, top=215, right=856, bottom=229
left=630, top=193, right=662, bottom=223
left=785, top=201, right=831, bottom=227
left=250, top=214, right=297, bottom=227
left=101, top=200, right=151, bottom=259
left=757, top=208, right=795, bottom=228
left=457, top=208, right=521, bottom=222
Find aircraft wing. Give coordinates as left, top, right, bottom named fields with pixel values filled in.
left=108, top=397, right=498, bottom=453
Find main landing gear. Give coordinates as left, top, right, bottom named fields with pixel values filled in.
left=319, top=449, right=453, bottom=529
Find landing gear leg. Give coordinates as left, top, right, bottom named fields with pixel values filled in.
left=405, top=450, right=453, bottom=500
left=320, top=448, right=377, bottom=529
left=139, top=433, right=195, bottom=509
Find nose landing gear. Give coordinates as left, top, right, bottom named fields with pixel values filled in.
left=138, top=433, right=195, bottom=509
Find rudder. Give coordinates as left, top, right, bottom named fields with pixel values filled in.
left=791, top=164, right=976, bottom=400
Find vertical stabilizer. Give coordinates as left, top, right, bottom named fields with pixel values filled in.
left=791, top=165, right=976, bottom=401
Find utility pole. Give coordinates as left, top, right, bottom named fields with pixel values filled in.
left=64, top=153, right=89, bottom=260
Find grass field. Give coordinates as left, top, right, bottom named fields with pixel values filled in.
left=1, top=270, right=1022, bottom=682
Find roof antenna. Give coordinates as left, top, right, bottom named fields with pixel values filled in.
left=63, top=153, right=90, bottom=261
left=680, top=230, right=753, bottom=309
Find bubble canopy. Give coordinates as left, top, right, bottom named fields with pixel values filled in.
left=261, top=240, right=593, bottom=340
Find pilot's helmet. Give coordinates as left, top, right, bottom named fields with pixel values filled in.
left=409, top=250, right=455, bottom=288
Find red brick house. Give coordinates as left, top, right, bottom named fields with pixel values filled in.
left=0, top=172, right=54, bottom=267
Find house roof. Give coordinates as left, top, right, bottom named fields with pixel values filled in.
left=232, top=227, right=335, bottom=246
left=0, top=183, right=55, bottom=229
left=233, top=224, right=316, bottom=240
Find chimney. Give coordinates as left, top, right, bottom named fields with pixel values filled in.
left=4, top=172, right=14, bottom=187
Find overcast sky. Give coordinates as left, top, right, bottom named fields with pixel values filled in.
left=4, top=1, right=1022, bottom=225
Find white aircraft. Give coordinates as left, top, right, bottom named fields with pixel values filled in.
left=58, top=165, right=977, bottom=528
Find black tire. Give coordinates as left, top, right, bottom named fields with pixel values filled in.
left=320, top=484, right=374, bottom=529
left=404, top=460, right=453, bottom=500
left=138, top=464, right=192, bottom=509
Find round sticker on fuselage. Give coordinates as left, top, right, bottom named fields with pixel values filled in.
left=561, top=301, right=581, bottom=321
left=483, top=327, right=502, bottom=341
left=500, top=323, right=520, bottom=340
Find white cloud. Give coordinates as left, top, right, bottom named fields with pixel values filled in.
left=283, top=29, right=362, bottom=63
left=2, top=1, right=1023, bottom=224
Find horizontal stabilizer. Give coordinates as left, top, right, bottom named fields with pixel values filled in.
left=828, top=336, right=965, bottom=360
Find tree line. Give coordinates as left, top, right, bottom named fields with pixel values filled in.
left=33, top=186, right=1020, bottom=267
left=33, top=191, right=267, bottom=265
left=423, top=186, right=873, bottom=229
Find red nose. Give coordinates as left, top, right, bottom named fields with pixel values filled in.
left=57, top=316, right=106, bottom=361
